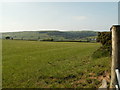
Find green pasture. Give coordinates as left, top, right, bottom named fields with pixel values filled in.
left=2, top=40, right=111, bottom=88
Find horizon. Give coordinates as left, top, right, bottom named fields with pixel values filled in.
left=0, top=2, right=118, bottom=32
left=1, top=29, right=110, bottom=33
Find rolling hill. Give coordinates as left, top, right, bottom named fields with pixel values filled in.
left=2, top=31, right=97, bottom=41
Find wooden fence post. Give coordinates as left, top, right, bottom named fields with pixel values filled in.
left=110, top=25, right=120, bottom=88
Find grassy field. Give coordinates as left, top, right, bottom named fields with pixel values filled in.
left=0, top=39, right=2, bottom=89
left=2, top=40, right=111, bottom=88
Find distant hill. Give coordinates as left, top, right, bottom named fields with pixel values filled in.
left=2, top=31, right=97, bottom=41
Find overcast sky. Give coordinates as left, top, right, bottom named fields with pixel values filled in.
left=0, top=1, right=118, bottom=32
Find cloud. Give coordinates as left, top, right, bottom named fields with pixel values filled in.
left=73, top=16, right=87, bottom=20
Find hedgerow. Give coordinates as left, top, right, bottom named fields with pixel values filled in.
left=92, top=32, right=112, bottom=58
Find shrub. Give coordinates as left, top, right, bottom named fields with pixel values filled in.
left=92, top=32, right=112, bottom=58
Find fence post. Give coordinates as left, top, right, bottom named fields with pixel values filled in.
left=110, top=25, right=120, bottom=88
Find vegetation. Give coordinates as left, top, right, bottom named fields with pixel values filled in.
left=2, top=40, right=111, bottom=88
left=0, top=39, right=1, bottom=89
left=97, top=32, right=111, bottom=47
left=92, top=32, right=112, bottom=59
left=2, top=31, right=97, bottom=42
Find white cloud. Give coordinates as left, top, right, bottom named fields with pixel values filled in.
left=73, top=16, right=87, bottom=20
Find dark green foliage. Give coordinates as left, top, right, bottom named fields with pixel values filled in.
left=5, top=36, right=11, bottom=39
left=5, top=36, right=13, bottom=40
left=42, top=38, right=54, bottom=41
left=93, top=32, right=112, bottom=58
left=97, top=32, right=111, bottom=46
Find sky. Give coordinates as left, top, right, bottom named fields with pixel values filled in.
left=0, top=1, right=118, bottom=32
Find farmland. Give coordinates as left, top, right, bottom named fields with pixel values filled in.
left=2, top=31, right=97, bottom=42
left=2, top=40, right=111, bottom=88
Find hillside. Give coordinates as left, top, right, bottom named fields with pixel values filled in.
left=2, top=31, right=97, bottom=41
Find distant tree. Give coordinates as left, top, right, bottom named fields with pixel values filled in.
left=51, top=38, right=54, bottom=41
left=38, top=36, right=40, bottom=40
left=21, top=37, right=24, bottom=40
left=11, top=37, right=13, bottom=40
left=42, top=38, right=54, bottom=41
left=5, top=36, right=11, bottom=39
left=86, top=38, right=90, bottom=42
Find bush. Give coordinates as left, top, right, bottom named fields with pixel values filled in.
left=97, top=32, right=111, bottom=46
left=42, top=38, right=54, bottom=41
left=92, top=32, right=112, bottom=58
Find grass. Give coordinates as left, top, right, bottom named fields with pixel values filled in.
left=2, top=40, right=111, bottom=88
left=0, top=39, right=2, bottom=89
